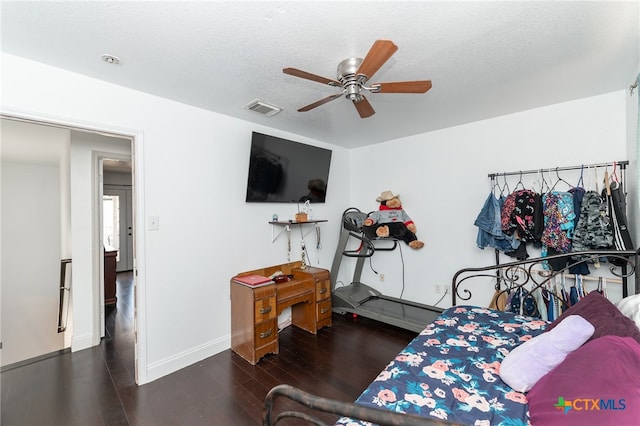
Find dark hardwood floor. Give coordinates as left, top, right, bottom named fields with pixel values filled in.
left=1, top=272, right=418, bottom=425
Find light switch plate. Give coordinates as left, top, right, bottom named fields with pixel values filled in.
left=148, top=216, right=159, bottom=231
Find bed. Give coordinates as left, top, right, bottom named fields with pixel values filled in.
left=263, top=249, right=640, bottom=426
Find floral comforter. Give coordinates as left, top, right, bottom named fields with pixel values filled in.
left=337, top=306, right=548, bottom=426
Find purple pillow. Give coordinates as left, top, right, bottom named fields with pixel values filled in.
left=528, top=336, right=640, bottom=425
left=545, top=291, right=640, bottom=344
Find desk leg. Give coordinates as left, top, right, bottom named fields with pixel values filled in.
left=291, top=301, right=317, bottom=334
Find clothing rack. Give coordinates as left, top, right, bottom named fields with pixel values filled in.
left=486, top=160, right=632, bottom=297
left=488, top=160, right=628, bottom=179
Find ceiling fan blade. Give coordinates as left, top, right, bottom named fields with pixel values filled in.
left=298, top=93, right=344, bottom=112
left=371, top=80, right=432, bottom=93
left=356, top=40, right=398, bottom=81
left=283, top=67, right=341, bottom=87
left=353, top=96, right=375, bottom=118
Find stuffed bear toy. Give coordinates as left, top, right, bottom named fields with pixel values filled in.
left=363, top=191, right=424, bottom=249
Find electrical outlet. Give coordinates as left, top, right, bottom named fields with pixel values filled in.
left=379, top=273, right=385, bottom=282
left=434, top=284, right=443, bottom=294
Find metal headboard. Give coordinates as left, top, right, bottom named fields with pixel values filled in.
left=451, top=249, right=639, bottom=306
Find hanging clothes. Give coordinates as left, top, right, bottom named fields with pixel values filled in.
left=576, top=275, right=586, bottom=299
left=533, top=287, right=547, bottom=322
left=541, top=191, right=575, bottom=270
left=494, top=188, right=540, bottom=260
left=606, top=180, right=634, bottom=252
left=501, top=189, right=539, bottom=242
left=596, top=277, right=608, bottom=298
left=543, top=288, right=555, bottom=321
left=505, top=286, right=540, bottom=318
left=541, top=192, right=575, bottom=251
left=483, top=162, right=628, bottom=278
left=571, top=191, right=614, bottom=256
left=475, top=192, right=520, bottom=252
left=540, top=277, right=563, bottom=321
left=568, top=186, right=589, bottom=274
left=532, top=192, right=545, bottom=244
left=568, top=186, right=586, bottom=228
left=500, top=192, right=518, bottom=233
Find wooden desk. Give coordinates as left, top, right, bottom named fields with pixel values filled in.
left=230, top=262, right=331, bottom=364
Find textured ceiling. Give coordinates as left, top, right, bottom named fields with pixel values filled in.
left=1, top=1, right=639, bottom=148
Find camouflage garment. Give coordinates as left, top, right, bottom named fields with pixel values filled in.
left=571, top=190, right=613, bottom=253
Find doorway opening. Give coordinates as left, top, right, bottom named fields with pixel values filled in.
left=0, top=112, right=144, bottom=384
left=102, top=162, right=134, bottom=273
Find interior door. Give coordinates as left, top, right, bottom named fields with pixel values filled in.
left=103, top=186, right=133, bottom=272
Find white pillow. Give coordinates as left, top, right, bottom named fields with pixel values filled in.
left=499, top=315, right=594, bottom=392
left=617, top=294, right=640, bottom=330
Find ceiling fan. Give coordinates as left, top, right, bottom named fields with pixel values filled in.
left=283, top=39, right=432, bottom=119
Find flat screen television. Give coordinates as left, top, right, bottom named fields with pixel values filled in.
left=245, top=131, right=332, bottom=203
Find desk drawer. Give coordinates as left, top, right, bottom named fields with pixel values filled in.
left=254, top=296, right=276, bottom=322
left=316, top=299, right=332, bottom=321
left=252, top=285, right=276, bottom=299
left=254, top=319, right=277, bottom=345
left=315, top=280, right=330, bottom=301
left=277, top=279, right=314, bottom=306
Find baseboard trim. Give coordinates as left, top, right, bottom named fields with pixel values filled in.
left=71, top=332, right=96, bottom=352
left=142, top=335, right=230, bottom=384
left=1, top=348, right=71, bottom=372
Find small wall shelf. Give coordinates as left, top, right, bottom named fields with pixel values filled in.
left=269, top=220, right=327, bottom=243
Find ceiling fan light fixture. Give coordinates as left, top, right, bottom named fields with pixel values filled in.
left=243, top=99, right=283, bottom=116
left=337, top=57, right=362, bottom=82
left=283, top=39, right=431, bottom=118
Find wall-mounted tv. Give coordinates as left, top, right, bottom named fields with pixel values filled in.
left=245, top=131, right=332, bottom=203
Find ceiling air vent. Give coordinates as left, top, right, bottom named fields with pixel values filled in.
left=243, top=99, right=282, bottom=117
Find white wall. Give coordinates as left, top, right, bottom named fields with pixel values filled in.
left=1, top=163, right=64, bottom=365
left=348, top=91, right=629, bottom=308
left=1, top=121, right=68, bottom=365
left=1, top=53, right=350, bottom=384
left=68, top=131, right=132, bottom=350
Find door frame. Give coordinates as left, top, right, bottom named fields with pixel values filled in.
left=0, top=108, right=148, bottom=385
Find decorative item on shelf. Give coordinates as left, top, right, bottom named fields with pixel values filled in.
left=303, top=200, right=313, bottom=220
left=294, top=201, right=309, bottom=222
